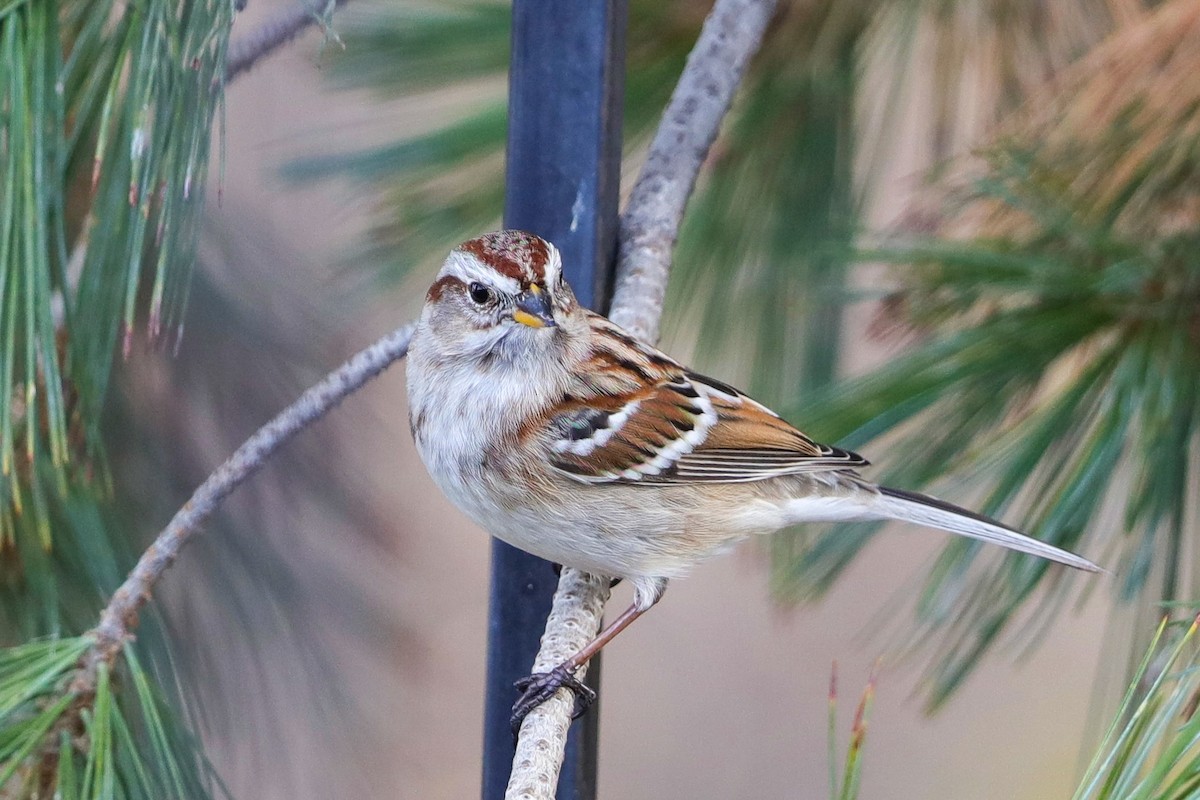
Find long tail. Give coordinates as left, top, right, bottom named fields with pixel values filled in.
left=873, top=486, right=1101, bottom=573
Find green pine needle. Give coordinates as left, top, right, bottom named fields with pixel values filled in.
left=826, top=662, right=876, bottom=800
left=774, top=144, right=1200, bottom=705
left=1074, top=616, right=1200, bottom=800
left=0, top=639, right=223, bottom=799
left=0, top=0, right=234, bottom=559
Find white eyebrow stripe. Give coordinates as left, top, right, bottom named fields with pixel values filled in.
left=442, top=252, right=523, bottom=295
left=542, top=245, right=562, bottom=286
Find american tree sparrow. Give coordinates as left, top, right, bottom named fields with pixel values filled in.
left=406, top=231, right=1100, bottom=728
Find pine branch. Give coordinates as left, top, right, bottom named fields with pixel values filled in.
left=505, top=0, right=779, bottom=795
left=606, top=0, right=777, bottom=344
left=503, top=570, right=613, bottom=799
left=69, top=322, right=415, bottom=694
left=225, top=0, right=349, bottom=82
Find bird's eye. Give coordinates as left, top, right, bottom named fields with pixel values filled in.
left=468, top=282, right=494, bottom=305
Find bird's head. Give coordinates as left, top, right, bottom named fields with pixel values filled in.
left=420, top=230, right=585, bottom=364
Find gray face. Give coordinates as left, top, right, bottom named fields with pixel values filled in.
left=421, top=233, right=581, bottom=365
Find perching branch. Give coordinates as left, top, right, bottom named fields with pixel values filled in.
left=70, top=322, right=415, bottom=693
left=505, top=0, right=779, bottom=795
left=225, top=0, right=349, bottom=83
left=503, top=571, right=613, bottom=800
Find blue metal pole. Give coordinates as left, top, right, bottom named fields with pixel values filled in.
left=481, top=2, right=626, bottom=798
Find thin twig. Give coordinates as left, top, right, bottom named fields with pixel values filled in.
left=70, top=323, right=415, bottom=693
left=506, top=0, right=779, bottom=794
left=225, top=0, right=348, bottom=83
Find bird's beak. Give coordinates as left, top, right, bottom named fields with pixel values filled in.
left=512, top=284, right=557, bottom=328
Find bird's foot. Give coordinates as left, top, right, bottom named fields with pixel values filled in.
left=511, top=662, right=596, bottom=734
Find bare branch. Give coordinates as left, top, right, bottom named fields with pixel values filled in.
left=225, top=0, right=348, bottom=83
left=608, top=0, right=778, bottom=344
left=71, top=322, right=415, bottom=693
left=505, top=571, right=613, bottom=799
left=506, top=0, right=779, bottom=794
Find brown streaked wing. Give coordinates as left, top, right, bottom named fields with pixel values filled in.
left=546, top=363, right=867, bottom=484
left=647, top=387, right=868, bottom=483
left=547, top=379, right=712, bottom=482
left=659, top=446, right=867, bottom=483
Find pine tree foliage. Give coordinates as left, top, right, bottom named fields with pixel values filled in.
left=1074, top=615, right=1200, bottom=800
left=0, top=639, right=222, bottom=798
left=0, top=0, right=232, bottom=551
left=775, top=0, right=1200, bottom=706
left=0, top=1, right=233, bottom=796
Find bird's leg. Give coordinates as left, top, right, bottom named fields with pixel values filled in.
left=511, top=580, right=666, bottom=733
left=511, top=602, right=647, bottom=731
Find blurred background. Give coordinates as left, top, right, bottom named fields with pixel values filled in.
left=3, top=0, right=1198, bottom=797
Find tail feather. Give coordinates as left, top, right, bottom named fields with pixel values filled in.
left=874, top=486, right=1101, bottom=573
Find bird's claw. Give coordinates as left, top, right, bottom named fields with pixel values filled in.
left=511, top=662, right=596, bottom=735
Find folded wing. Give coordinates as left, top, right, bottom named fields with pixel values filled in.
left=547, top=354, right=865, bottom=485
